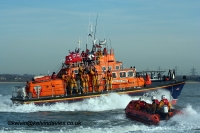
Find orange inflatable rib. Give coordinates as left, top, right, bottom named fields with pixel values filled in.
left=125, top=100, right=182, bottom=125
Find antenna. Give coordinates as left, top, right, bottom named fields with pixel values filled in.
left=158, top=66, right=161, bottom=71
left=87, top=12, right=93, bottom=48
left=174, top=66, right=178, bottom=75
left=77, top=37, right=82, bottom=50
left=109, top=38, right=112, bottom=49
left=89, top=23, right=93, bottom=34
left=94, top=14, right=98, bottom=41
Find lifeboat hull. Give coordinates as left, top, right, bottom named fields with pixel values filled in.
left=11, top=80, right=185, bottom=105
left=125, top=100, right=182, bottom=125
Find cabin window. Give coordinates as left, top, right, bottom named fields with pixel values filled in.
left=108, top=66, right=112, bottom=70
left=102, top=66, right=106, bottom=71
left=112, top=72, right=117, bottom=78
left=74, top=69, right=78, bottom=74
left=128, top=71, right=134, bottom=77
left=120, top=71, right=126, bottom=78
left=115, top=66, right=119, bottom=70
left=120, top=64, right=123, bottom=69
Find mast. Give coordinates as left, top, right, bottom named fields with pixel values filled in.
left=78, top=37, right=81, bottom=50
left=94, top=14, right=98, bottom=42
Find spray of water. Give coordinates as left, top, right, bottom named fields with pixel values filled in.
left=1, top=93, right=200, bottom=132
left=0, top=93, right=137, bottom=113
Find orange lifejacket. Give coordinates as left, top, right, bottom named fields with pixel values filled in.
left=62, top=74, right=69, bottom=82
left=155, top=99, right=160, bottom=105
left=81, top=52, right=86, bottom=59
left=81, top=74, right=89, bottom=82
left=139, top=101, right=145, bottom=109
left=78, top=66, right=83, bottom=75
left=51, top=74, right=57, bottom=79
left=94, top=71, right=98, bottom=80
left=106, top=72, right=112, bottom=80
left=69, top=73, right=76, bottom=84
left=163, top=99, right=169, bottom=105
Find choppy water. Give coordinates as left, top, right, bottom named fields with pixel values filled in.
left=0, top=82, right=200, bottom=133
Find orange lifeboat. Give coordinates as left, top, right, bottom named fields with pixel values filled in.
left=125, top=100, right=182, bottom=125
left=10, top=16, right=186, bottom=105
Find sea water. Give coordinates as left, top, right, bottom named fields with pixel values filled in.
left=0, top=82, right=200, bottom=133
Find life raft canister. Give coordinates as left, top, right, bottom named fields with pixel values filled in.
left=163, top=105, right=169, bottom=113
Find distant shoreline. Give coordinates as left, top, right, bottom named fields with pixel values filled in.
left=185, top=81, right=200, bottom=83
left=0, top=82, right=26, bottom=83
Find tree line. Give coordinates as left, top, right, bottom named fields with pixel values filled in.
left=0, top=74, right=35, bottom=82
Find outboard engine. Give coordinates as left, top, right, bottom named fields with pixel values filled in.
left=162, top=105, right=169, bottom=113
left=12, top=86, right=27, bottom=99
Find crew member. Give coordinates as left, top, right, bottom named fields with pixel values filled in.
left=106, top=69, right=112, bottom=91
left=66, top=66, right=71, bottom=75
left=103, top=48, right=107, bottom=55
left=51, top=72, right=57, bottom=79
left=165, top=76, right=170, bottom=81
left=81, top=71, right=89, bottom=94
left=133, top=66, right=136, bottom=77
left=145, top=102, right=151, bottom=112
left=81, top=51, right=86, bottom=62
left=151, top=96, right=159, bottom=114
left=158, top=95, right=171, bottom=111
left=25, top=81, right=30, bottom=96
left=76, top=74, right=81, bottom=94
left=135, top=97, right=146, bottom=110
left=135, top=100, right=141, bottom=110
left=91, top=68, right=99, bottom=92
left=78, top=64, right=84, bottom=76
left=69, top=71, right=78, bottom=95
left=62, top=71, right=70, bottom=94
left=96, top=49, right=102, bottom=60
